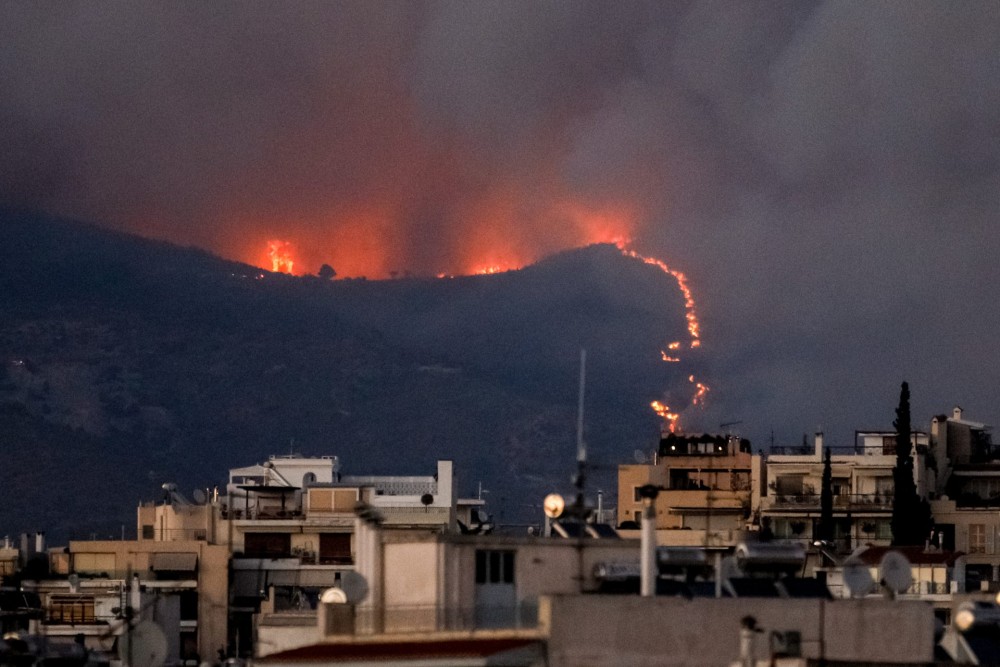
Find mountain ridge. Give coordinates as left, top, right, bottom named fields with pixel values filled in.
left=0, top=211, right=694, bottom=539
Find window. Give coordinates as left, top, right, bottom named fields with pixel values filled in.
left=875, top=478, right=894, bottom=496
left=48, top=595, right=95, bottom=624
left=243, top=533, right=291, bottom=558
left=319, top=533, right=352, bottom=564
left=969, top=524, right=987, bottom=554
left=475, top=550, right=514, bottom=584
left=141, top=524, right=155, bottom=540
left=633, top=486, right=644, bottom=502
left=73, top=552, right=116, bottom=575
left=179, top=591, right=199, bottom=620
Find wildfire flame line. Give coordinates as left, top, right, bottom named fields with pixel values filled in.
left=258, top=234, right=710, bottom=434
left=612, top=240, right=709, bottom=434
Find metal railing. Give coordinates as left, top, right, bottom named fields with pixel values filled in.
left=766, top=493, right=893, bottom=510
left=221, top=508, right=305, bottom=520
left=769, top=445, right=901, bottom=456
left=142, top=528, right=208, bottom=541
left=334, top=602, right=539, bottom=635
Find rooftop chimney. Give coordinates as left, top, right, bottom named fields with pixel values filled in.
left=953, top=406, right=964, bottom=421
left=814, top=432, right=824, bottom=458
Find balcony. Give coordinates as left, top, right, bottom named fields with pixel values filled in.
left=222, top=508, right=305, bottom=521
left=766, top=493, right=893, bottom=511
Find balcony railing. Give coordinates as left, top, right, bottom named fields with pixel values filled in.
left=324, top=602, right=540, bottom=635
left=770, top=444, right=928, bottom=458
left=222, top=508, right=305, bottom=520
left=767, top=493, right=893, bottom=510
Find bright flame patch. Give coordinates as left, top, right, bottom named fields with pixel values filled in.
left=268, top=240, right=295, bottom=274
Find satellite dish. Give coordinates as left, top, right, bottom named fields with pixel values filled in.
left=633, top=449, right=649, bottom=464
left=543, top=493, right=565, bottom=519
left=192, top=489, right=207, bottom=505
left=320, top=587, right=349, bottom=605
left=338, top=571, right=369, bottom=603
left=842, top=558, right=875, bottom=598
left=879, top=551, right=913, bottom=594
left=119, top=620, right=168, bottom=667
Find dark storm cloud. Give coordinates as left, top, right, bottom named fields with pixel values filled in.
left=2, top=1, right=999, bottom=444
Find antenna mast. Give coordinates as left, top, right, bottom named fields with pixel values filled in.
left=574, top=348, right=587, bottom=513
left=577, top=349, right=586, bottom=465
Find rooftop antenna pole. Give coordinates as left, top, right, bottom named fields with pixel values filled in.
left=574, top=348, right=587, bottom=513
left=577, top=348, right=587, bottom=467
left=575, top=348, right=588, bottom=593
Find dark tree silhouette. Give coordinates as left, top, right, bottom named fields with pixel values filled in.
left=891, top=381, right=932, bottom=546
left=318, top=264, right=337, bottom=280
left=818, top=447, right=834, bottom=543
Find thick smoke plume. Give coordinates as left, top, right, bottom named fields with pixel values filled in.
left=3, top=1, right=999, bottom=445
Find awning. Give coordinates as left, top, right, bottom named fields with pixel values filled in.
left=151, top=552, right=198, bottom=572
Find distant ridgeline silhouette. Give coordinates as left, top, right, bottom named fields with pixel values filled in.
left=0, top=210, right=692, bottom=539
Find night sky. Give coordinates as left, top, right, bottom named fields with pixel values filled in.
left=2, top=2, right=999, bottom=448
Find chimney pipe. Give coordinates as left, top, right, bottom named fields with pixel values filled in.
left=35, top=532, right=45, bottom=554
left=638, top=485, right=660, bottom=597
left=814, top=432, right=824, bottom=458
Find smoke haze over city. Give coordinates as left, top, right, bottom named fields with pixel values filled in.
left=2, top=1, right=999, bottom=447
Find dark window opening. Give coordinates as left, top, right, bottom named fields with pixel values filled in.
left=319, top=533, right=352, bottom=564
left=475, top=550, right=515, bottom=585
left=243, top=533, right=291, bottom=558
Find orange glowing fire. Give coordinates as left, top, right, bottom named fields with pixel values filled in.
left=614, top=241, right=701, bottom=348
left=268, top=240, right=295, bottom=274
left=650, top=400, right=680, bottom=433
left=253, top=200, right=711, bottom=435
left=611, top=240, right=709, bottom=433
left=690, top=376, right=710, bottom=406
left=475, top=265, right=507, bottom=275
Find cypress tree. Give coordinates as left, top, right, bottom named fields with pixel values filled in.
left=891, top=382, right=930, bottom=546
left=818, top=447, right=834, bottom=543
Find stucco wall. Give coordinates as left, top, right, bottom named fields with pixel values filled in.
left=540, top=595, right=933, bottom=667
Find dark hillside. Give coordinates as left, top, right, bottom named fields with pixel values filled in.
left=0, top=211, right=692, bottom=540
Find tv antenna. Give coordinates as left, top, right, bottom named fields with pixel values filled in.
left=720, top=420, right=743, bottom=434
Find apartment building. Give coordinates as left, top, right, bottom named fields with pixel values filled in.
left=929, top=407, right=1000, bottom=590
left=134, top=454, right=462, bottom=657
left=15, top=538, right=229, bottom=664
left=757, top=430, right=930, bottom=551
left=617, top=432, right=761, bottom=547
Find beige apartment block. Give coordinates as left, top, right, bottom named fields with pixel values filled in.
left=758, top=431, right=929, bottom=552
left=22, top=539, right=229, bottom=663
left=618, top=432, right=760, bottom=547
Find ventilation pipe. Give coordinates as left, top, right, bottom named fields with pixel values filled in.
left=638, top=485, right=660, bottom=597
